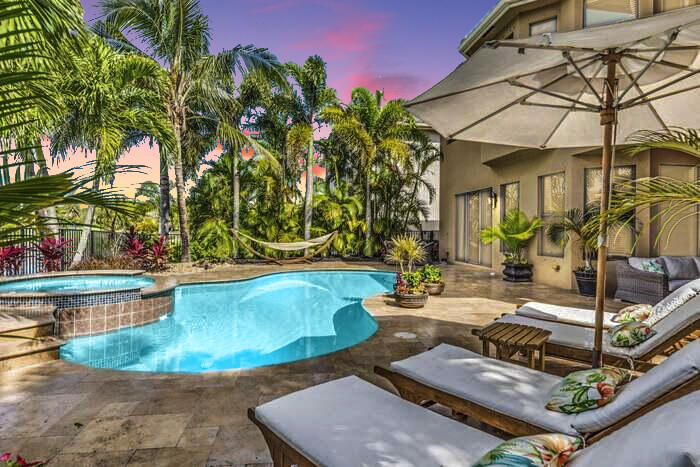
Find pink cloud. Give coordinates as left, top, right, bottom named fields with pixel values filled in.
left=290, top=15, right=387, bottom=60
left=337, top=70, right=429, bottom=102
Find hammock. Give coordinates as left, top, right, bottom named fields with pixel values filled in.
left=232, top=230, right=337, bottom=265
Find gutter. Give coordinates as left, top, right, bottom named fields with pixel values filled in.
left=459, top=0, right=538, bottom=57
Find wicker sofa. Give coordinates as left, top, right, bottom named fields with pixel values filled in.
left=615, top=256, right=700, bottom=304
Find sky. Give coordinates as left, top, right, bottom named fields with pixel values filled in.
left=55, top=0, right=497, bottom=195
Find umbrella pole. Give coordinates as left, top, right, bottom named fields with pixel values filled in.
left=593, top=53, right=619, bottom=368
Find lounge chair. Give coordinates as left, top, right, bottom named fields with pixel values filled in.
left=375, top=339, right=700, bottom=440
left=515, top=301, right=618, bottom=329
left=248, top=376, right=700, bottom=467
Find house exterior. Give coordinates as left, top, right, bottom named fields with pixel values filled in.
left=436, top=0, right=700, bottom=292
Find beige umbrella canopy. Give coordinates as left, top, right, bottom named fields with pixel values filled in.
left=408, top=6, right=700, bottom=367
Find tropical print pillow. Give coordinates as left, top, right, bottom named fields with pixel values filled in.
left=640, top=259, right=664, bottom=274
left=545, top=368, right=628, bottom=414
left=472, top=433, right=583, bottom=467
left=612, top=304, right=652, bottom=323
left=609, top=322, right=656, bottom=347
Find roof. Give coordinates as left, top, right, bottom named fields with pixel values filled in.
left=459, top=0, right=539, bottom=57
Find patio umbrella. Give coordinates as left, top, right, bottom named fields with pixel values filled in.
left=407, top=6, right=700, bottom=367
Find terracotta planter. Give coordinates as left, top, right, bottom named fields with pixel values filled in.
left=395, top=292, right=429, bottom=308
left=502, top=263, right=533, bottom=282
left=574, top=270, right=597, bottom=297
left=424, top=282, right=445, bottom=295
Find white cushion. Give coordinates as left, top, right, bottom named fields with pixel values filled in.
left=516, top=302, right=618, bottom=329
left=254, top=376, right=501, bottom=467
left=569, top=392, right=700, bottom=467
left=572, top=339, right=700, bottom=432
left=390, top=344, right=577, bottom=435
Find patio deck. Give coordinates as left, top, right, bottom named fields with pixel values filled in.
left=0, top=262, right=623, bottom=466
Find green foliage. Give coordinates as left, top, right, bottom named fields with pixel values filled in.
left=387, top=234, right=427, bottom=273
left=481, top=210, right=541, bottom=264
left=418, top=264, right=443, bottom=284
left=192, top=218, right=235, bottom=263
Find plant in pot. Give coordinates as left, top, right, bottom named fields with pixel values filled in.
left=480, top=210, right=541, bottom=282
left=387, top=234, right=428, bottom=308
left=419, top=264, right=445, bottom=295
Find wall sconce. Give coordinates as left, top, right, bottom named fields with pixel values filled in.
left=489, top=191, right=498, bottom=207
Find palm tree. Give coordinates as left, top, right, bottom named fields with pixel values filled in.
left=402, top=139, right=441, bottom=231
left=285, top=56, right=338, bottom=247
left=322, top=87, right=416, bottom=255
left=50, top=34, right=171, bottom=267
left=101, top=0, right=283, bottom=262
left=606, top=128, right=700, bottom=247
left=313, top=182, right=364, bottom=256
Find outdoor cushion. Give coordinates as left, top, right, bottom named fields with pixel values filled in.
left=473, top=434, right=583, bottom=467
left=545, top=368, right=629, bottom=414
left=609, top=322, right=656, bottom=347
left=612, top=304, right=652, bottom=324
left=571, top=339, right=700, bottom=433
left=646, top=279, right=700, bottom=326
left=669, top=279, right=692, bottom=292
left=568, top=392, right=700, bottom=467
left=390, top=344, right=577, bottom=435
left=659, top=256, right=699, bottom=280
left=254, top=375, right=501, bottom=467
left=628, top=257, right=664, bottom=274
left=516, top=302, right=618, bottom=329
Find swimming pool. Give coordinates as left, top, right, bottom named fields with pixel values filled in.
left=60, top=270, right=394, bottom=373
left=0, top=274, right=154, bottom=293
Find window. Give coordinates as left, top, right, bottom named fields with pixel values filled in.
left=585, top=0, right=638, bottom=28
left=529, top=17, right=557, bottom=36
left=584, top=166, right=636, bottom=257
left=501, top=182, right=520, bottom=220
left=539, top=172, right=566, bottom=257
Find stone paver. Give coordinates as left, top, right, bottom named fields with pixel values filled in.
left=0, top=262, right=622, bottom=465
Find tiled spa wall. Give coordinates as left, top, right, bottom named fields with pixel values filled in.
left=55, top=292, right=174, bottom=338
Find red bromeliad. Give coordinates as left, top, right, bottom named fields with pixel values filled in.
left=0, top=246, right=25, bottom=276
left=36, top=237, right=72, bottom=273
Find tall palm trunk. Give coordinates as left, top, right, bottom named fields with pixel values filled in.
left=159, top=150, right=171, bottom=236
left=232, top=151, right=240, bottom=258
left=173, top=125, right=190, bottom=262
left=304, top=137, right=314, bottom=251
left=364, top=172, right=372, bottom=256
left=34, top=140, right=59, bottom=235
left=70, top=178, right=99, bottom=268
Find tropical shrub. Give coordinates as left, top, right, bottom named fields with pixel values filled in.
left=147, top=235, right=169, bottom=272
left=418, top=264, right=443, bottom=284
left=481, top=211, right=541, bottom=265
left=395, top=271, right=425, bottom=295
left=0, top=246, right=25, bottom=276
left=386, top=234, right=427, bottom=273
left=36, top=237, right=71, bottom=272
left=1, top=452, right=43, bottom=467
left=125, top=227, right=148, bottom=263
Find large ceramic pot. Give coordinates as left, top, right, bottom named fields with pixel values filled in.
left=424, top=282, right=445, bottom=296
left=395, top=292, right=429, bottom=308
left=502, top=263, right=533, bottom=282
left=574, top=270, right=597, bottom=297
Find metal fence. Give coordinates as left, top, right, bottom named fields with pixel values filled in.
left=2, top=228, right=181, bottom=276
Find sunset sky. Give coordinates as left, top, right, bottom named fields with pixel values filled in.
left=55, top=0, right=497, bottom=195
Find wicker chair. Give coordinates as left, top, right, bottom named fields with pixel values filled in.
left=614, top=261, right=669, bottom=305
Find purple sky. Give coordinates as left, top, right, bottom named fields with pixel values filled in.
left=66, top=0, right=497, bottom=193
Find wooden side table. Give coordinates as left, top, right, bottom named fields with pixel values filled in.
left=475, top=322, right=551, bottom=371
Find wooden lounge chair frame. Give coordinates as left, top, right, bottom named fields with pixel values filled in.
left=374, top=367, right=700, bottom=443
left=232, top=230, right=337, bottom=266
left=248, top=408, right=315, bottom=467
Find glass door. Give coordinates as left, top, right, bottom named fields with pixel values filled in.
left=455, top=194, right=466, bottom=262
left=453, top=188, right=493, bottom=267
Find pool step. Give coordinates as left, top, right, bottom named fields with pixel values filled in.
left=0, top=307, right=62, bottom=371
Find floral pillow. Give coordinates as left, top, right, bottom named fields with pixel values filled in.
left=612, top=304, right=652, bottom=324
left=609, top=322, right=656, bottom=347
left=472, top=433, right=583, bottom=467
left=640, top=259, right=664, bottom=274
left=545, top=368, right=629, bottom=414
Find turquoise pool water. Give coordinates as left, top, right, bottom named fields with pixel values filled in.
left=60, top=270, right=394, bottom=373
left=0, top=275, right=154, bottom=293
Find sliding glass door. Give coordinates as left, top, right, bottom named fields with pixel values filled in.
left=455, top=189, right=493, bottom=266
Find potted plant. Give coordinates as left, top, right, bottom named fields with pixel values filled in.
left=419, top=264, right=445, bottom=295
left=546, top=206, right=630, bottom=297
left=481, top=210, right=541, bottom=282
left=387, top=234, right=428, bottom=308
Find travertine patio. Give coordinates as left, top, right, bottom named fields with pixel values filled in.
left=0, top=263, right=622, bottom=466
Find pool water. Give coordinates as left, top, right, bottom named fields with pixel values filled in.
left=60, top=271, right=394, bottom=373
left=0, top=275, right=154, bottom=293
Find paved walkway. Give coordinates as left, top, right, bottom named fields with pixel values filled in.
left=0, top=262, right=621, bottom=466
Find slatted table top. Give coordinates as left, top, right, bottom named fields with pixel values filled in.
left=479, top=322, right=551, bottom=350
